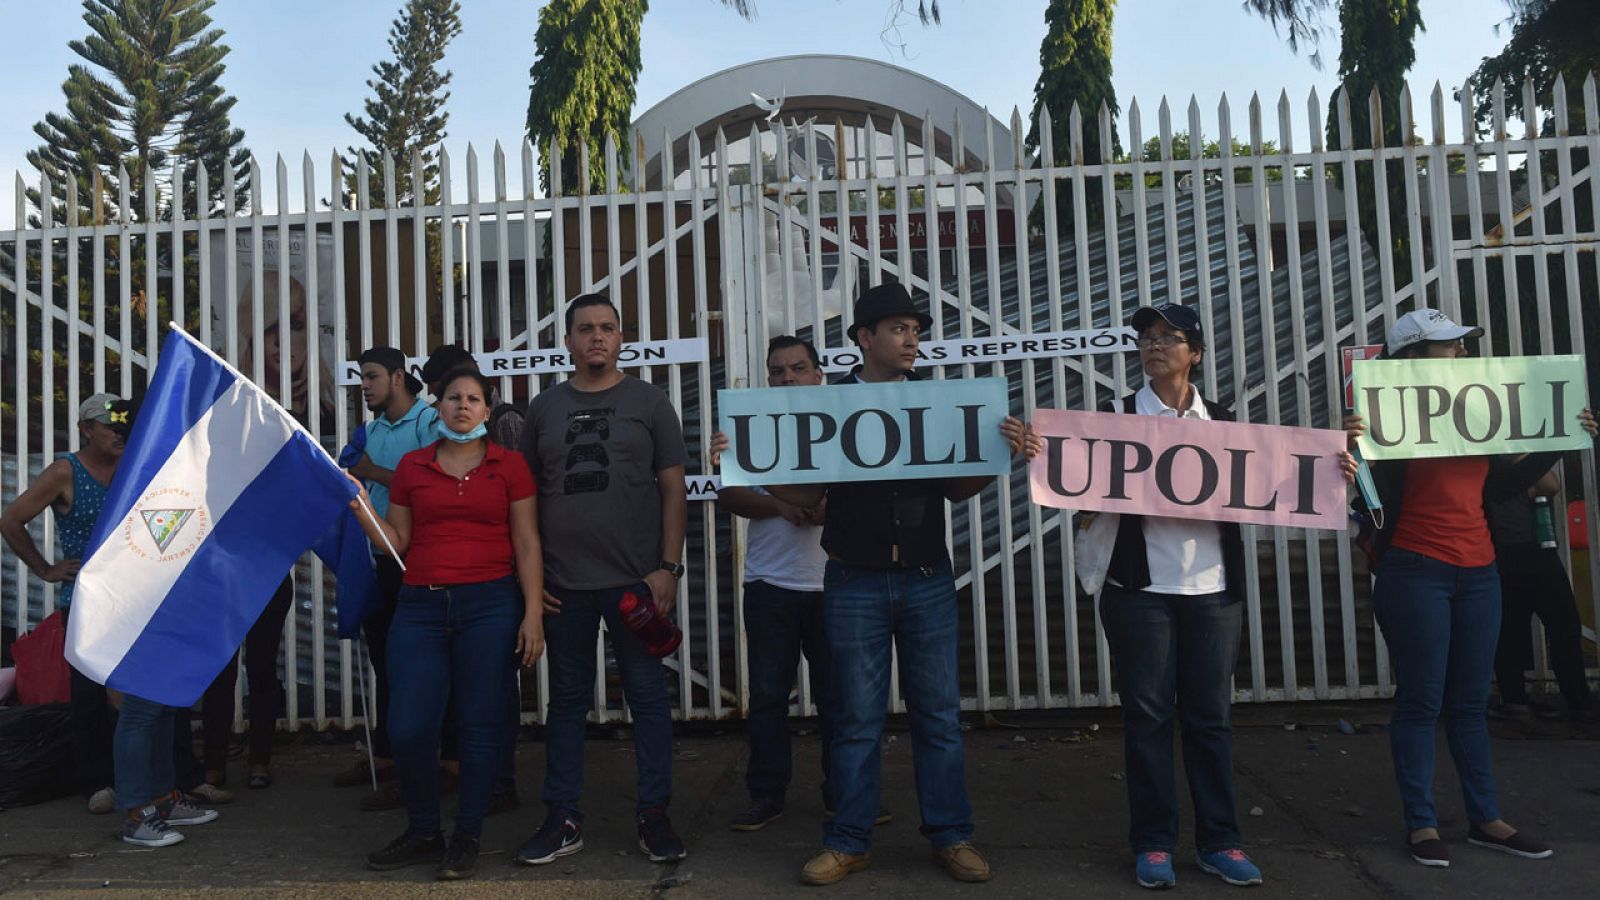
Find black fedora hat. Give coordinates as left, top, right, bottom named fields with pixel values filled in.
left=849, top=283, right=933, bottom=343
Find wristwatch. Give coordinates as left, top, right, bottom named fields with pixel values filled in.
left=660, top=560, right=686, bottom=579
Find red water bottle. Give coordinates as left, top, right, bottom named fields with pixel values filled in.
left=618, top=585, right=682, bottom=657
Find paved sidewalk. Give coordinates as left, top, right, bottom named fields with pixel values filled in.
left=1, top=705, right=1596, bottom=897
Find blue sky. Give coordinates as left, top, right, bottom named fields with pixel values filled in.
left=0, top=0, right=1521, bottom=216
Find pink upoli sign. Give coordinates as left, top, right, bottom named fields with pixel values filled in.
left=1028, top=409, right=1349, bottom=530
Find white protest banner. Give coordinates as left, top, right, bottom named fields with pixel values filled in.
left=337, top=337, right=708, bottom=386
left=818, top=327, right=1136, bottom=373
left=686, top=475, right=721, bottom=501
left=718, top=377, right=1012, bottom=486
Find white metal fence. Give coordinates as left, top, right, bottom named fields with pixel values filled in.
left=4, top=74, right=1599, bottom=730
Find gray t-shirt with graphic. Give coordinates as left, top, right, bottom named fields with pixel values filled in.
left=522, top=375, right=687, bottom=590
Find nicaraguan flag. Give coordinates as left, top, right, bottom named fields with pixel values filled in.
left=66, top=326, right=373, bottom=706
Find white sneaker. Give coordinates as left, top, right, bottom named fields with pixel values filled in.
left=87, top=787, right=116, bottom=815
left=123, top=807, right=184, bottom=848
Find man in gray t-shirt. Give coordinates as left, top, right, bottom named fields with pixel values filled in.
left=525, top=376, right=686, bottom=588
left=516, top=293, right=690, bottom=866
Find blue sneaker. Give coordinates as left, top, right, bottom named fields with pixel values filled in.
left=1197, top=848, right=1263, bottom=886
left=1136, top=851, right=1176, bottom=889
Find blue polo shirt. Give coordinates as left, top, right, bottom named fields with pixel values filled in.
left=364, top=397, right=439, bottom=518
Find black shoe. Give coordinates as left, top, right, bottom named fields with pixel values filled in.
left=487, top=788, right=520, bottom=817
left=367, top=830, right=446, bottom=870
left=729, top=797, right=785, bottom=832
left=637, top=806, right=688, bottom=862
left=1406, top=834, right=1449, bottom=868
left=1467, top=825, right=1553, bottom=859
left=516, top=808, right=584, bottom=865
left=437, top=833, right=480, bottom=880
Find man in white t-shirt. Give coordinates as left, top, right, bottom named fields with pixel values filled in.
left=719, top=336, right=833, bottom=832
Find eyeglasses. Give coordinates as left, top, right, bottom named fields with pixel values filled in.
left=1136, top=335, right=1189, bottom=350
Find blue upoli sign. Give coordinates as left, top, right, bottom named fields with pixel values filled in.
left=717, top=377, right=1012, bottom=486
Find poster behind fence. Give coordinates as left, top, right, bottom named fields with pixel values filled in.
left=717, top=377, right=1012, bottom=486
left=1028, top=408, right=1349, bottom=530
left=208, top=229, right=338, bottom=424
left=1351, top=355, right=1590, bottom=460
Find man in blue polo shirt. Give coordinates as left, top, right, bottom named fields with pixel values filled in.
left=335, top=346, right=438, bottom=798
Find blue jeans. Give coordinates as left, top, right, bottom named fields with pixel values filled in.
left=822, top=559, right=972, bottom=854
left=743, top=580, right=834, bottom=808
left=541, top=583, right=673, bottom=815
left=386, top=576, right=522, bottom=838
left=1372, top=548, right=1502, bottom=831
left=1099, top=585, right=1244, bottom=854
left=113, top=694, right=175, bottom=813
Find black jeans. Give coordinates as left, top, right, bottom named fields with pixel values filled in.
left=743, top=580, right=834, bottom=808
left=1100, top=585, right=1244, bottom=854
left=201, top=577, right=292, bottom=774
left=1493, top=543, right=1593, bottom=710
left=364, top=555, right=405, bottom=760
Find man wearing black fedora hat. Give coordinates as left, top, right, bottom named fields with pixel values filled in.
left=749, top=282, right=1037, bottom=886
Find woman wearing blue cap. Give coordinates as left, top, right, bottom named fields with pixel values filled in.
left=1096, top=304, right=1262, bottom=889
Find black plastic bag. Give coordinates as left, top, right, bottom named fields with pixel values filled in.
left=0, top=702, right=75, bottom=809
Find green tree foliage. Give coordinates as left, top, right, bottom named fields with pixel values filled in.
left=1025, top=0, right=1119, bottom=232
left=1326, top=0, right=1423, bottom=283
left=1469, top=1, right=1598, bottom=138
left=526, top=0, right=647, bottom=195
left=1125, top=132, right=1285, bottom=185
left=26, top=0, right=249, bottom=223
left=345, top=0, right=462, bottom=206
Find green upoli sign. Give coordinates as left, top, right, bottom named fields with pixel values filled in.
left=1352, top=355, right=1591, bottom=460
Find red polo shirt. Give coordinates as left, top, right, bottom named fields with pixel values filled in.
left=389, top=440, right=536, bottom=586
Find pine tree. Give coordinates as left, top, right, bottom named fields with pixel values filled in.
left=26, top=0, right=249, bottom=223
left=1025, top=0, right=1120, bottom=233
left=345, top=0, right=463, bottom=206
left=526, top=0, right=647, bottom=195
left=1325, top=0, right=1424, bottom=283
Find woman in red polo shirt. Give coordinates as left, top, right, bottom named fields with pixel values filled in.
left=1345, top=310, right=1596, bottom=869
left=348, top=368, right=544, bottom=881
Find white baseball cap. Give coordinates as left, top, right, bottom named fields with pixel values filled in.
left=1384, top=309, right=1484, bottom=356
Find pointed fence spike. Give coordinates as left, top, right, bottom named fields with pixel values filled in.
left=1552, top=73, right=1570, bottom=136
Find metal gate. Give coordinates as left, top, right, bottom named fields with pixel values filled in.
left=4, top=74, right=1600, bottom=729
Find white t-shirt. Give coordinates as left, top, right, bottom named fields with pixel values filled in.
left=743, top=486, right=827, bottom=592
left=1134, top=385, right=1227, bottom=595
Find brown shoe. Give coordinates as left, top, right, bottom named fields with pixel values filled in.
left=801, top=849, right=870, bottom=886
left=936, top=842, right=992, bottom=882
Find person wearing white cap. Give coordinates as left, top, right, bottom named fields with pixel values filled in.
left=1, top=393, right=132, bottom=815
left=1343, top=309, right=1597, bottom=868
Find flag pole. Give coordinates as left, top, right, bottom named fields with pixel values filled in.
left=358, top=636, right=379, bottom=793
left=354, top=492, right=406, bottom=572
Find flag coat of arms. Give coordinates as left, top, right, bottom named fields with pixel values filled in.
left=66, top=327, right=376, bottom=706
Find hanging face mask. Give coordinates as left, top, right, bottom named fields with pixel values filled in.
left=437, top=420, right=488, bottom=444
left=1352, top=447, right=1384, bottom=531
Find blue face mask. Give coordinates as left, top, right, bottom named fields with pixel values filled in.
left=437, top=420, right=488, bottom=443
